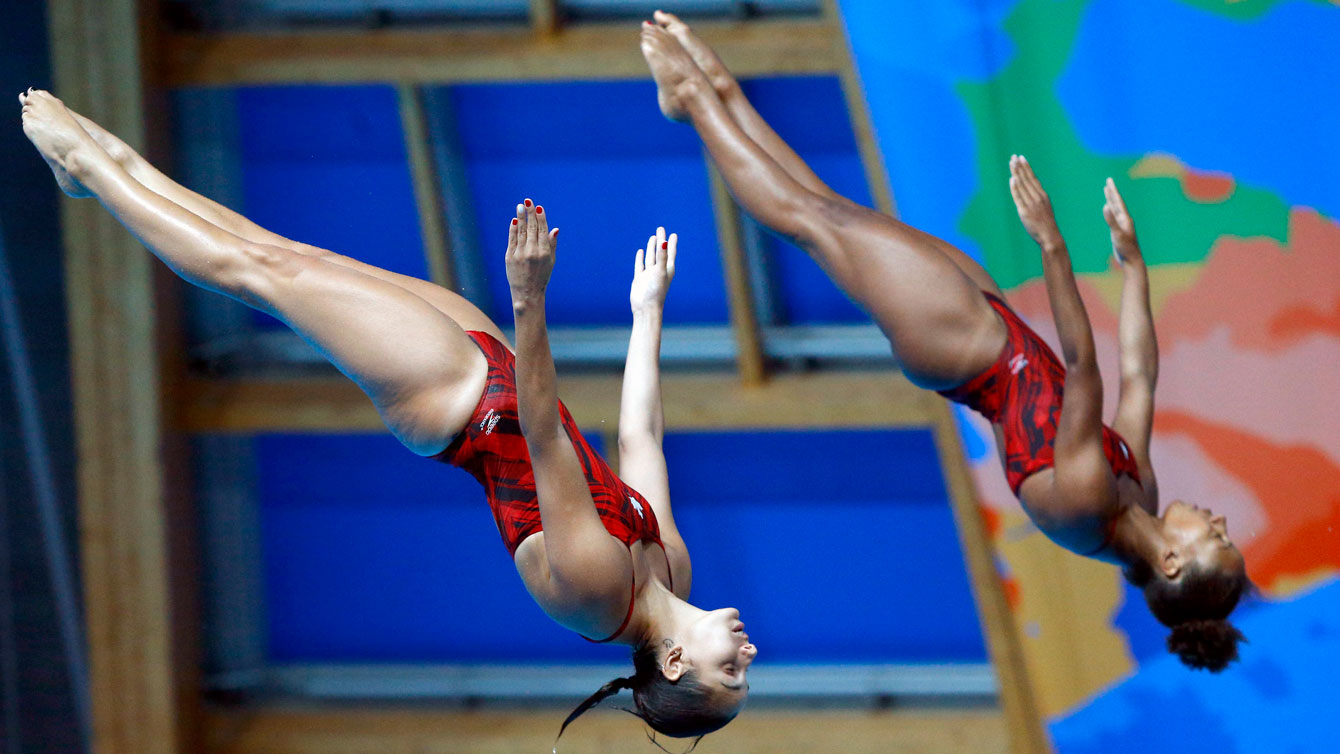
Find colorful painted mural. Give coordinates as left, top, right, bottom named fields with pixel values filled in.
left=841, top=0, right=1340, bottom=748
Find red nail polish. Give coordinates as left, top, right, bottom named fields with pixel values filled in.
left=661, top=242, right=668, bottom=250
left=524, top=199, right=532, bottom=207
left=511, top=219, right=518, bottom=225
left=536, top=206, right=543, bottom=214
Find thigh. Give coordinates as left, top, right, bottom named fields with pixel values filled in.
left=292, top=242, right=512, bottom=347
left=236, top=243, right=488, bottom=455
left=802, top=198, right=1007, bottom=389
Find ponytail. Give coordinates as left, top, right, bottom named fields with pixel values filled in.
left=554, top=640, right=739, bottom=750
left=555, top=674, right=635, bottom=749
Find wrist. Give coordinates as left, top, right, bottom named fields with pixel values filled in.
left=511, top=291, right=545, bottom=315
left=1040, top=238, right=1068, bottom=255
left=631, top=306, right=664, bottom=324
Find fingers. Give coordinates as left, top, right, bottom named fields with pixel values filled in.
left=1105, top=177, right=1129, bottom=215
left=1009, top=154, right=1046, bottom=204
left=635, top=246, right=645, bottom=274
left=534, top=200, right=550, bottom=238
left=1102, top=203, right=1118, bottom=230
left=647, top=234, right=658, bottom=266
left=515, top=202, right=528, bottom=247
left=506, top=214, right=519, bottom=256
left=656, top=226, right=666, bottom=265
left=523, top=198, right=538, bottom=247
left=666, top=232, right=678, bottom=277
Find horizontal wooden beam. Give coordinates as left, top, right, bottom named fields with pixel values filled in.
left=203, top=703, right=1007, bottom=754
left=178, top=369, right=937, bottom=434
left=162, top=18, right=840, bottom=87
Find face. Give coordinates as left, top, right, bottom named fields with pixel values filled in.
left=673, top=607, right=757, bottom=708
left=1161, top=500, right=1245, bottom=576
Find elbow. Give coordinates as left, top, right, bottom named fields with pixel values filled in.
left=618, top=431, right=661, bottom=454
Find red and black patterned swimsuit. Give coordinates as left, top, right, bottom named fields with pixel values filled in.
left=937, top=292, right=1141, bottom=496
left=433, top=331, right=665, bottom=642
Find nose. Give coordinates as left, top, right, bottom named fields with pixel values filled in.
left=742, top=643, right=757, bottom=660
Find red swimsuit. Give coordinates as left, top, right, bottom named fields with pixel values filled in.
left=938, top=293, right=1141, bottom=496
left=434, top=331, right=665, bottom=642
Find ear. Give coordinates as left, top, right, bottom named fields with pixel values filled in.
left=1160, top=547, right=1184, bottom=579
left=661, top=645, right=687, bottom=682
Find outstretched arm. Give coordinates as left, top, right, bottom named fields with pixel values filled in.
left=506, top=201, right=628, bottom=618
left=618, top=227, right=691, bottom=596
left=1105, top=179, right=1160, bottom=511
left=1009, top=156, right=1114, bottom=505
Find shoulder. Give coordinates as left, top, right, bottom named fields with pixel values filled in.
left=515, top=533, right=637, bottom=638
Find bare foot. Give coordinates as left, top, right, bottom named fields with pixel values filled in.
left=65, top=107, right=136, bottom=171
left=639, top=23, right=710, bottom=123
left=653, top=11, right=736, bottom=96
left=19, top=90, right=95, bottom=198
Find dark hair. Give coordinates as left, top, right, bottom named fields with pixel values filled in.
left=555, top=640, right=739, bottom=750
left=1123, top=557, right=1250, bottom=672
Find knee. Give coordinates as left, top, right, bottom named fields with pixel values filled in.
left=221, top=243, right=309, bottom=306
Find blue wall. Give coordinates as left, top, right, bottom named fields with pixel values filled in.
left=251, top=428, right=985, bottom=663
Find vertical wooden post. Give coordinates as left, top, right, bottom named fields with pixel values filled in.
left=929, top=404, right=1051, bottom=754
left=706, top=159, right=768, bottom=386
left=825, top=1, right=1050, bottom=750
left=46, top=1, right=199, bottom=753
left=530, top=0, right=560, bottom=36
left=395, top=82, right=456, bottom=290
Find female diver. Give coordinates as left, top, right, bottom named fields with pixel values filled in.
left=639, top=12, right=1248, bottom=671
left=19, top=88, right=754, bottom=742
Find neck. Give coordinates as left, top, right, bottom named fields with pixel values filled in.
left=1107, top=503, right=1166, bottom=570
left=624, top=577, right=700, bottom=648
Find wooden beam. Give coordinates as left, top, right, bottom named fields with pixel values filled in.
left=179, top=370, right=937, bottom=434
left=204, top=704, right=1009, bottom=754
left=707, top=160, right=768, bottom=386
left=48, top=0, right=200, bottom=753
left=394, top=83, right=455, bottom=289
left=161, top=19, right=841, bottom=87
left=928, top=403, right=1051, bottom=754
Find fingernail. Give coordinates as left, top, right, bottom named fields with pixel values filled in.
left=536, top=206, right=543, bottom=214
left=512, top=219, right=518, bottom=226
left=524, top=199, right=532, bottom=207
left=661, top=242, right=668, bottom=250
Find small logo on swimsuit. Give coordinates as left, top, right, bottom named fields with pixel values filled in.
left=481, top=409, right=501, bottom=435
left=629, top=496, right=645, bottom=519
left=1009, top=353, right=1029, bottom=375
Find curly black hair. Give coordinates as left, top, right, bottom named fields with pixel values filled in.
left=1124, top=558, right=1250, bottom=672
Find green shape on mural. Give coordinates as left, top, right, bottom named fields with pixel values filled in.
left=957, top=0, right=1289, bottom=291
left=1177, top=0, right=1333, bottom=22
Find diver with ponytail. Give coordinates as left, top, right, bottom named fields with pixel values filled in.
left=20, top=93, right=755, bottom=749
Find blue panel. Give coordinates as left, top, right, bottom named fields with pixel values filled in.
left=665, top=430, right=987, bottom=661
left=236, top=85, right=430, bottom=329
left=256, top=432, right=626, bottom=662
left=739, top=76, right=873, bottom=325
left=1050, top=580, right=1340, bottom=754
left=449, top=80, right=730, bottom=326
left=254, top=429, right=985, bottom=663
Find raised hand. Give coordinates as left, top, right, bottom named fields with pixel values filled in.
left=505, top=199, right=559, bottom=311
left=1103, top=178, right=1142, bottom=267
left=630, top=226, right=677, bottom=314
left=1008, top=155, right=1064, bottom=248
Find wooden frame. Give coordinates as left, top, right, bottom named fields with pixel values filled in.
left=161, top=18, right=841, bottom=87
left=48, top=1, right=201, bottom=753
